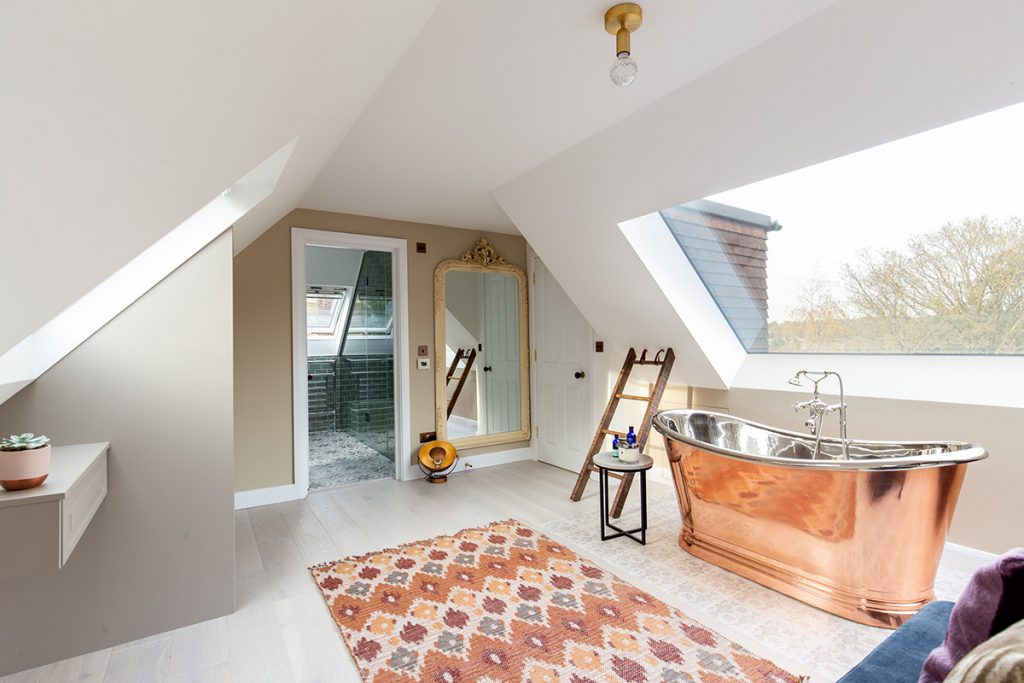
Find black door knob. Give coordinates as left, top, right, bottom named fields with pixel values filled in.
left=483, top=366, right=493, bottom=372
left=574, top=371, right=586, bottom=379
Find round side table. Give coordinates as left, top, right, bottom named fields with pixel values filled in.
left=592, top=451, right=653, bottom=545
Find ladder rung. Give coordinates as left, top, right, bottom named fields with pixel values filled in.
left=571, top=348, right=674, bottom=508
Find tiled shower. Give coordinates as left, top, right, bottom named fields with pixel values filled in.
left=307, top=250, right=395, bottom=490
left=307, top=354, right=395, bottom=460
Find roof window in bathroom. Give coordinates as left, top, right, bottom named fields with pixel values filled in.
left=306, top=287, right=349, bottom=339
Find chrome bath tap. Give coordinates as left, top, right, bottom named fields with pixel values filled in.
left=788, top=370, right=849, bottom=460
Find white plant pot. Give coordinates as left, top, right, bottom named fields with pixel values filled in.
left=0, top=444, right=51, bottom=491
left=619, top=446, right=640, bottom=463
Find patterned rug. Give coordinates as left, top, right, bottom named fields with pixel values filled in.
left=311, top=519, right=804, bottom=682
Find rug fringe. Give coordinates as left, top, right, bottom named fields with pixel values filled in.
left=308, top=517, right=524, bottom=572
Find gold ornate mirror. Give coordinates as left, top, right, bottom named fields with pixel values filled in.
left=434, top=240, right=530, bottom=448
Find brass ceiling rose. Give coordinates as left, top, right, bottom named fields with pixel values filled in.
left=605, top=3, right=643, bottom=86
left=605, top=3, right=643, bottom=46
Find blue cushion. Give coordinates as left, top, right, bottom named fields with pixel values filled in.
left=838, top=601, right=954, bottom=683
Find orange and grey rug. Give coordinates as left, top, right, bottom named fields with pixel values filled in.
left=311, top=519, right=804, bottom=682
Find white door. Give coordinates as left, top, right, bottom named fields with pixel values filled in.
left=533, top=256, right=594, bottom=473
left=482, top=273, right=521, bottom=434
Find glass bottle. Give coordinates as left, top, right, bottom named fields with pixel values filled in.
left=627, top=426, right=637, bottom=447
left=611, top=434, right=620, bottom=456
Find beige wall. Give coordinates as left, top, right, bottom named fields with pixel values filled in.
left=234, top=209, right=529, bottom=492
left=681, top=386, right=1020, bottom=554
left=0, top=233, right=235, bottom=676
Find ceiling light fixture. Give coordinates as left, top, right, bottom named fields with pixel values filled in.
left=605, top=3, right=643, bottom=87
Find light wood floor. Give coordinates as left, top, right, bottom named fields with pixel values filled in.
left=2, top=460, right=630, bottom=683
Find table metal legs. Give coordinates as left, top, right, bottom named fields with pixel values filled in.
left=598, top=467, right=647, bottom=545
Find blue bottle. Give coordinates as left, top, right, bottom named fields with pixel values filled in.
left=611, top=434, right=620, bottom=457
left=626, top=426, right=637, bottom=447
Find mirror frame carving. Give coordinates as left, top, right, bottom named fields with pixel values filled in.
left=433, top=239, right=530, bottom=449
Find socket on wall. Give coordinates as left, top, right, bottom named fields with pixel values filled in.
left=417, top=357, right=431, bottom=370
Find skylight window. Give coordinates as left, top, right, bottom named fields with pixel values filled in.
left=306, top=288, right=349, bottom=339
left=663, top=101, right=1024, bottom=355
left=348, top=297, right=393, bottom=337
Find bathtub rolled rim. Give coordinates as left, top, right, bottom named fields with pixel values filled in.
left=652, top=408, right=988, bottom=471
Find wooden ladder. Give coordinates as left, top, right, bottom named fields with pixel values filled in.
left=445, top=348, right=477, bottom=418
left=570, top=347, right=676, bottom=517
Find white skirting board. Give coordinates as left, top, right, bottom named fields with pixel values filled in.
left=234, top=483, right=304, bottom=510
left=236, top=446, right=536, bottom=508
left=940, top=541, right=998, bottom=574
left=400, top=445, right=535, bottom=481
left=441, top=446, right=534, bottom=478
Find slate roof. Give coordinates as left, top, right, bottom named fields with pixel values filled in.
left=660, top=199, right=780, bottom=352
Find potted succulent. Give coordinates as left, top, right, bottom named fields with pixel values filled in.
left=0, top=433, right=51, bottom=491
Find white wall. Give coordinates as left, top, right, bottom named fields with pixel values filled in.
left=0, top=233, right=234, bottom=676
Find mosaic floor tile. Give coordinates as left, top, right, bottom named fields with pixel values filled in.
left=310, top=430, right=395, bottom=490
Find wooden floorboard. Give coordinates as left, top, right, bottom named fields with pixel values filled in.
left=0, top=460, right=687, bottom=683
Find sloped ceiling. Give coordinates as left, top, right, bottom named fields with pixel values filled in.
left=11, top=0, right=1021, bottom=399
left=302, top=0, right=838, bottom=232
left=492, top=0, right=1024, bottom=389
left=1, top=0, right=442, bottom=358
left=3, top=0, right=840, bottom=381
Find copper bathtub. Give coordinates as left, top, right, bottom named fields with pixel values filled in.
left=652, top=409, right=987, bottom=629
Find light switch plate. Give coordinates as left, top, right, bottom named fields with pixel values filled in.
left=417, top=357, right=431, bottom=370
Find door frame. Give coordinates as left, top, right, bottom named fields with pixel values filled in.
left=291, top=227, right=413, bottom=495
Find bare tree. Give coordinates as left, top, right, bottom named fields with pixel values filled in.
left=843, top=217, right=1024, bottom=353
left=769, top=217, right=1024, bottom=353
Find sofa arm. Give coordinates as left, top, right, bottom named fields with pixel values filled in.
left=838, top=601, right=954, bottom=683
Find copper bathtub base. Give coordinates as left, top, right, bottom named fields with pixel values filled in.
left=679, top=528, right=930, bottom=629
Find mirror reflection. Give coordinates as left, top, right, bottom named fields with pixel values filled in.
left=443, top=270, right=522, bottom=440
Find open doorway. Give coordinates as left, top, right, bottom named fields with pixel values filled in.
left=292, top=229, right=411, bottom=494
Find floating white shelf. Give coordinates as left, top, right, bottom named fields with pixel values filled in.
left=0, top=442, right=108, bottom=581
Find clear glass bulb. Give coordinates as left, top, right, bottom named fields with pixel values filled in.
left=610, top=53, right=638, bottom=86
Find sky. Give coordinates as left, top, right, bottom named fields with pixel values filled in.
left=706, top=100, right=1024, bottom=323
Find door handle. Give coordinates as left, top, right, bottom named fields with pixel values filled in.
left=574, top=371, right=586, bottom=379
left=483, top=366, right=493, bottom=372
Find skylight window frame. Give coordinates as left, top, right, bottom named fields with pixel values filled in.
left=620, top=211, right=1024, bottom=408
left=346, top=297, right=394, bottom=338
left=305, top=288, right=350, bottom=339
left=305, top=285, right=355, bottom=357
